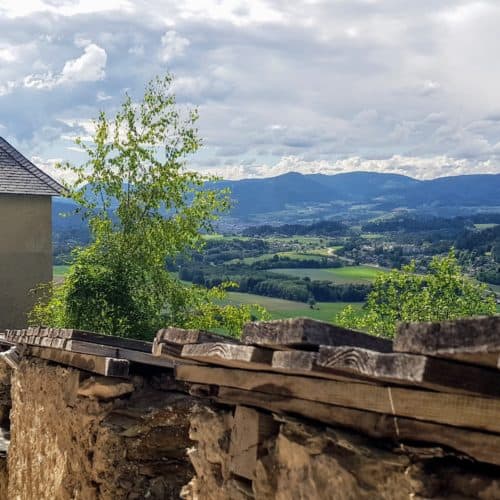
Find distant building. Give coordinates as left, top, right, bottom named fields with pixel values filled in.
left=0, top=137, right=63, bottom=329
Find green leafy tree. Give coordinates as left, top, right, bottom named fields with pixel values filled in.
left=336, top=250, right=496, bottom=338
left=30, top=75, right=268, bottom=339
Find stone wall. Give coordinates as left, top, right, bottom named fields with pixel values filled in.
left=3, top=356, right=500, bottom=499
left=183, top=404, right=500, bottom=500
left=0, top=361, right=10, bottom=500
left=7, top=359, right=195, bottom=500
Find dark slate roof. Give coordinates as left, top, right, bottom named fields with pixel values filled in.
left=0, top=137, right=64, bottom=196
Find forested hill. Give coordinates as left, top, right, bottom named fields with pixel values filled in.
left=213, top=171, right=500, bottom=216
left=53, top=171, right=500, bottom=237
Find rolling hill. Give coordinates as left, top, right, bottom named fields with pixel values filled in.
left=53, top=171, right=500, bottom=233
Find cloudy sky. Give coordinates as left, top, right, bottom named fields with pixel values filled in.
left=2, top=0, right=500, bottom=180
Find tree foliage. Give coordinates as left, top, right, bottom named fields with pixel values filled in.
left=30, top=75, right=268, bottom=339
left=336, top=250, right=497, bottom=338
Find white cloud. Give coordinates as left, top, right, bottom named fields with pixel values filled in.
left=96, top=91, right=112, bottom=101
left=159, top=31, right=190, bottom=62
left=60, top=43, right=107, bottom=83
left=20, top=42, right=107, bottom=91
left=174, top=0, right=284, bottom=26
left=0, top=46, right=16, bottom=62
left=0, top=81, right=16, bottom=96
left=0, top=0, right=133, bottom=18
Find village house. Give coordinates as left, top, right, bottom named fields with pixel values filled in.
left=0, top=137, right=63, bottom=329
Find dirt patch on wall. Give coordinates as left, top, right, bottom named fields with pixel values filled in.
left=8, top=358, right=196, bottom=500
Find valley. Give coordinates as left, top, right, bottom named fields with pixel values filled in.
left=54, top=207, right=500, bottom=323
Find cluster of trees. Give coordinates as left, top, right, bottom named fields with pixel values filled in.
left=455, top=225, right=500, bottom=252
left=179, top=264, right=371, bottom=303
left=197, top=238, right=269, bottom=264
left=250, top=255, right=342, bottom=270
left=242, top=220, right=347, bottom=237
left=362, top=215, right=467, bottom=233
left=478, top=267, right=500, bottom=285
left=238, top=276, right=370, bottom=303
left=362, top=214, right=500, bottom=234
left=337, top=251, right=497, bottom=338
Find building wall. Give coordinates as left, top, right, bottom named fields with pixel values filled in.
left=0, top=194, right=52, bottom=329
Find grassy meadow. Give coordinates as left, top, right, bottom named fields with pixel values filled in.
left=268, top=265, right=387, bottom=283
left=225, top=291, right=362, bottom=322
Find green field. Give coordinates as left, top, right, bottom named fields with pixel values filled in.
left=268, top=265, right=387, bottom=283
left=225, top=291, right=362, bottom=321
left=53, top=265, right=70, bottom=277
left=474, top=223, right=499, bottom=230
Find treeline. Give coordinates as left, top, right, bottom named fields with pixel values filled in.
left=179, top=265, right=370, bottom=303
left=196, top=238, right=269, bottom=264
left=362, top=214, right=500, bottom=234
left=455, top=225, right=500, bottom=253
left=250, top=255, right=342, bottom=270
left=478, top=267, right=500, bottom=285
left=242, top=220, right=347, bottom=237
left=362, top=215, right=467, bottom=233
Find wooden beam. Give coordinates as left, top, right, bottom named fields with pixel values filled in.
left=64, top=340, right=174, bottom=369
left=215, top=386, right=500, bottom=467
left=271, top=350, right=375, bottom=384
left=229, top=405, right=278, bottom=480
left=242, top=317, right=392, bottom=352
left=175, top=365, right=500, bottom=433
left=316, top=346, right=500, bottom=397
left=11, top=328, right=152, bottom=353
left=151, top=342, right=201, bottom=365
left=395, top=316, right=500, bottom=368
left=155, top=327, right=237, bottom=345
left=120, top=349, right=174, bottom=369
left=181, top=343, right=273, bottom=370
left=152, top=339, right=183, bottom=357
left=28, top=346, right=129, bottom=378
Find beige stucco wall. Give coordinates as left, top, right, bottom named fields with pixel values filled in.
left=0, top=194, right=52, bottom=329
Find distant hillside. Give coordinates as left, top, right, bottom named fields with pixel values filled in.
left=53, top=171, right=500, bottom=235
left=211, top=171, right=500, bottom=216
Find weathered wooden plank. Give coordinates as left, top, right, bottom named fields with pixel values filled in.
left=175, top=365, right=500, bottom=433
left=316, top=346, right=500, bottom=397
left=122, top=349, right=174, bottom=369
left=395, top=316, right=500, bottom=368
left=229, top=405, right=278, bottom=480
left=28, top=346, right=130, bottom=377
left=64, top=340, right=174, bottom=368
left=65, top=340, right=118, bottom=357
left=156, top=327, right=237, bottom=345
left=215, top=386, right=500, bottom=467
left=152, top=339, right=183, bottom=357
left=271, top=350, right=376, bottom=384
left=10, top=328, right=152, bottom=353
left=243, top=317, right=392, bottom=352
left=68, top=331, right=152, bottom=352
left=181, top=343, right=273, bottom=370
left=151, top=342, right=202, bottom=365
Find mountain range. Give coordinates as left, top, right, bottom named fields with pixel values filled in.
left=53, top=171, right=500, bottom=233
